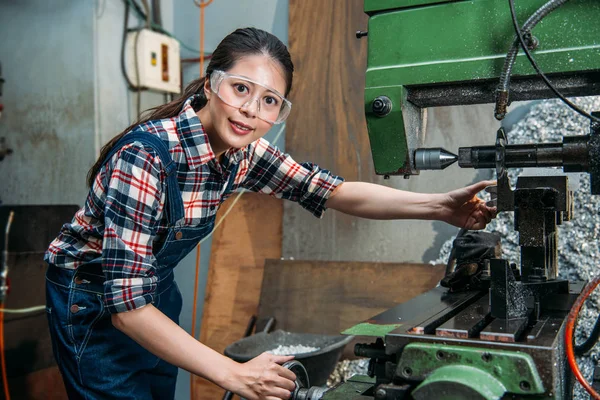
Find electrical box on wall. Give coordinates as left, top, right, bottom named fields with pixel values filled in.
left=125, top=29, right=181, bottom=93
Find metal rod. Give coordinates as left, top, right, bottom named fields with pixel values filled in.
left=1, top=211, right=14, bottom=302
left=458, top=136, right=590, bottom=172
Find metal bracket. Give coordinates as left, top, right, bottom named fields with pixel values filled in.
left=396, top=343, right=545, bottom=396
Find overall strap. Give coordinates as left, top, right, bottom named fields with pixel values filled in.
left=225, top=163, right=240, bottom=193
left=101, top=132, right=185, bottom=225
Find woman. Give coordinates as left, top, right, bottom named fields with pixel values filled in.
left=45, top=27, right=495, bottom=400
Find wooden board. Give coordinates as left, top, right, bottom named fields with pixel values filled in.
left=284, top=0, right=392, bottom=262
left=256, top=260, right=445, bottom=337
left=193, top=193, right=283, bottom=399
left=287, top=1, right=370, bottom=181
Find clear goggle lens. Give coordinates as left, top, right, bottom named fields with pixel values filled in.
left=210, top=70, right=291, bottom=124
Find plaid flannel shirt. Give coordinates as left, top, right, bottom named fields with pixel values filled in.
left=45, top=95, right=343, bottom=313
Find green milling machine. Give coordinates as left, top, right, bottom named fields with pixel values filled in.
left=285, top=1, right=600, bottom=399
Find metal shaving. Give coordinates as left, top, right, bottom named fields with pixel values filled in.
left=431, top=96, right=600, bottom=400
left=267, top=344, right=320, bottom=355
left=327, top=359, right=370, bottom=387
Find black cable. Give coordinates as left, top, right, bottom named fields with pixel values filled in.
left=508, top=0, right=600, bottom=123
left=495, top=0, right=567, bottom=120
left=128, top=0, right=147, bottom=21
left=152, top=0, right=162, bottom=28
left=140, top=0, right=151, bottom=29
left=125, top=0, right=211, bottom=56
left=498, top=0, right=567, bottom=94
left=575, top=313, right=600, bottom=355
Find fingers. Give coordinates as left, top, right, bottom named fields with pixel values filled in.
left=274, top=364, right=297, bottom=382
left=464, top=205, right=496, bottom=230
left=466, top=180, right=497, bottom=196
left=262, top=353, right=296, bottom=387
left=480, top=205, right=494, bottom=223
left=470, top=222, right=485, bottom=230
left=258, top=352, right=297, bottom=383
left=476, top=208, right=497, bottom=229
left=267, top=386, right=294, bottom=399
left=270, top=354, right=295, bottom=365
left=239, top=354, right=298, bottom=400
left=468, top=217, right=486, bottom=230
left=272, top=373, right=296, bottom=392
left=262, top=371, right=294, bottom=399
left=265, top=394, right=291, bottom=400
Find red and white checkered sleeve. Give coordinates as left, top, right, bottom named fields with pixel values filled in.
left=241, top=138, right=344, bottom=218
left=102, top=144, right=166, bottom=314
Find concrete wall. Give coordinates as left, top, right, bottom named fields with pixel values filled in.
left=0, top=1, right=97, bottom=205
left=0, top=0, right=175, bottom=205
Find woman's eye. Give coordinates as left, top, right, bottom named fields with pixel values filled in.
left=234, top=84, right=248, bottom=93
left=264, top=96, right=279, bottom=106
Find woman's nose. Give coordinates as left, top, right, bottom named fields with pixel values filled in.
left=239, top=98, right=259, bottom=117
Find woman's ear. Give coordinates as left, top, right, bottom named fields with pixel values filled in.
left=204, top=77, right=212, bottom=101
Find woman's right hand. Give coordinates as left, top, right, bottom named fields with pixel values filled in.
left=225, top=352, right=298, bottom=400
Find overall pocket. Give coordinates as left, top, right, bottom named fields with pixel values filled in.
left=67, top=288, right=106, bottom=359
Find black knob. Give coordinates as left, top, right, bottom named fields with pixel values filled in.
left=372, top=96, right=392, bottom=117
left=355, top=30, right=368, bottom=39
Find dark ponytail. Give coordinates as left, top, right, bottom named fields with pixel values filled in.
left=86, top=78, right=207, bottom=187
left=87, top=27, right=294, bottom=187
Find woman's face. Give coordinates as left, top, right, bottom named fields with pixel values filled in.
left=199, top=54, right=288, bottom=156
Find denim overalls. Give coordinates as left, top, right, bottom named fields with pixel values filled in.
left=46, top=132, right=238, bottom=399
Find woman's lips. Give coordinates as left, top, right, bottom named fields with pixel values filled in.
left=229, top=120, right=254, bottom=135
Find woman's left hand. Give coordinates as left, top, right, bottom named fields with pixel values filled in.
left=439, top=180, right=497, bottom=230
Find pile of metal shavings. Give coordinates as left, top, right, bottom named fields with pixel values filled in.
left=266, top=344, right=320, bottom=356
left=431, top=97, right=600, bottom=400
left=327, top=358, right=370, bottom=387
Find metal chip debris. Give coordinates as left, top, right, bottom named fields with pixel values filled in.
left=327, top=359, right=370, bottom=387
left=267, top=344, right=320, bottom=355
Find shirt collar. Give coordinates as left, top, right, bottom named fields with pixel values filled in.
left=176, top=95, right=246, bottom=169
left=223, top=146, right=246, bottom=165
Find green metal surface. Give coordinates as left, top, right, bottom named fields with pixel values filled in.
left=367, top=0, right=600, bottom=86
left=365, top=85, right=417, bottom=175
left=322, top=375, right=375, bottom=400
left=397, top=343, right=545, bottom=396
left=342, top=322, right=403, bottom=337
left=364, top=0, right=600, bottom=174
left=413, top=365, right=506, bottom=400
left=364, top=0, right=456, bottom=14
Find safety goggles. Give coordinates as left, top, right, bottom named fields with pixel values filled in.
left=209, top=70, right=292, bottom=124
